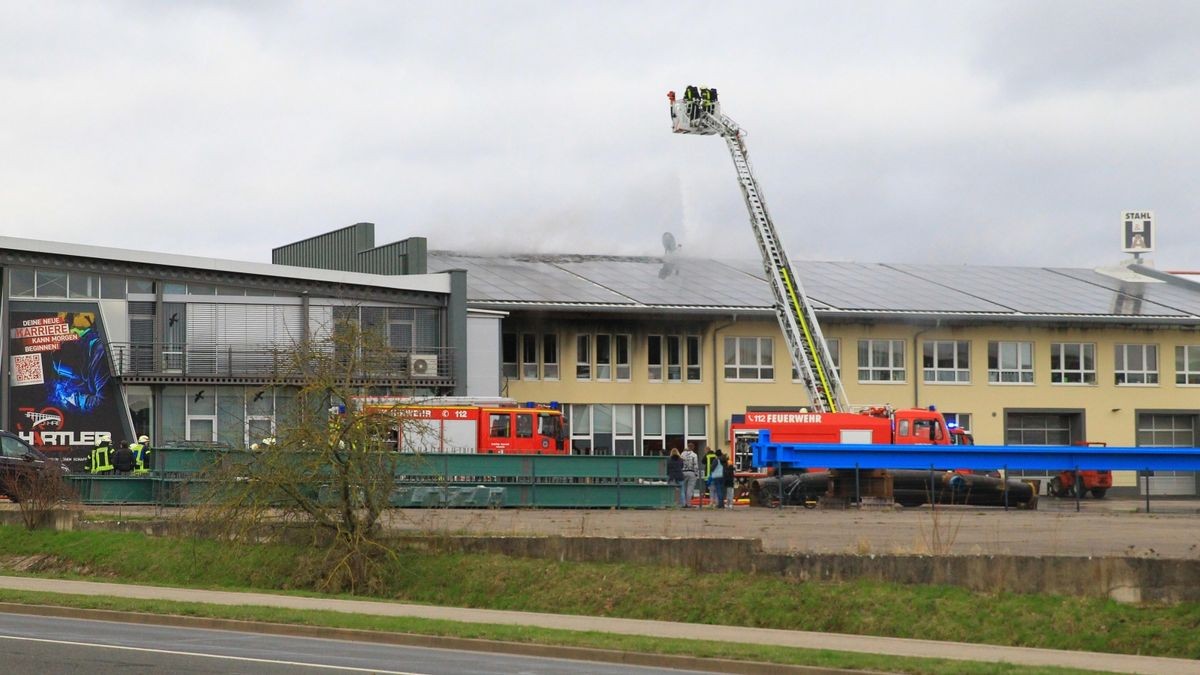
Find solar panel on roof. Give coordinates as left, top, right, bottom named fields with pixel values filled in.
left=429, top=251, right=1200, bottom=319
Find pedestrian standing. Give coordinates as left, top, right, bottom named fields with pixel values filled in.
left=666, top=448, right=685, bottom=508
left=702, top=446, right=718, bottom=507
left=111, top=441, right=135, bottom=474
left=680, top=443, right=699, bottom=508
left=710, top=450, right=726, bottom=509
left=724, top=453, right=738, bottom=509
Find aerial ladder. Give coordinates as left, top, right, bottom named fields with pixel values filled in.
left=668, top=86, right=849, bottom=413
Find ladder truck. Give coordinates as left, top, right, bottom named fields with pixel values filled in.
left=667, top=87, right=1034, bottom=508
left=668, top=86, right=847, bottom=414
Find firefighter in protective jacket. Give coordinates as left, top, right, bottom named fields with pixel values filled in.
left=87, top=438, right=114, bottom=475
left=129, top=435, right=152, bottom=475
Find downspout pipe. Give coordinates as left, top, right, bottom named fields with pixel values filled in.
left=912, top=327, right=928, bottom=409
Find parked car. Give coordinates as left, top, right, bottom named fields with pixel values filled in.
left=0, top=431, right=68, bottom=503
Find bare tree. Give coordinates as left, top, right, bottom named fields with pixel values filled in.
left=1, top=459, right=77, bottom=530
left=191, top=318, right=433, bottom=593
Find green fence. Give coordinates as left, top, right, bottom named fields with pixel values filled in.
left=68, top=449, right=675, bottom=508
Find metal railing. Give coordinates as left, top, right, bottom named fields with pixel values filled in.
left=107, top=342, right=454, bottom=382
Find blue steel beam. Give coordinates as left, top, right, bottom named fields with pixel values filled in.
left=752, top=432, right=1200, bottom=471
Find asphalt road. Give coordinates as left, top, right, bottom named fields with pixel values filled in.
left=4, top=576, right=1200, bottom=674
left=0, top=612, right=714, bottom=675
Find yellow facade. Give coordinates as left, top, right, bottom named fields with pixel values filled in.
left=501, top=315, right=1200, bottom=493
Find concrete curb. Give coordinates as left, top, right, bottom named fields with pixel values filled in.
left=0, top=602, right=856, bottom=675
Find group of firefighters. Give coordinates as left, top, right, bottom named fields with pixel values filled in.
left=85, top=435, right=153, bottom=475
left=667, top=85, right=719, bottom=123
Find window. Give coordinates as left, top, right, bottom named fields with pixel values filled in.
left=489, top=413, right=511, bottom=438
left=665, top=335, right=682, bottom=382
left=100, top=276, right=126, bottom=299
left=1051, top=343, right=1096, bottom=384
left=648, top=335, right=696, bottom=383
left=1175, top=346, right=1200, bottom=385
left=542, top=334, right=559, bottom=380
left=922, top=340, right=970, bottom=383
left=685, top=335, right=701, bottom=382
left=127, top=278, right=155, bottom=295
left=501, top=333, right=518, bottom=379
left=647, top=336, right=663, bottom=381
left=1115, top=344, right=1158, bottom=385
left=8, top=268, right=34, bottom=297
left=988, top=341, right=1033, bottom=384
left=792, top=339, right=840, bottom=380
left=724, top=337, right=774, bottom=381
left=521, top=333, right=539, bottom=380
left=595, top=333, right=612, bottom=380
left=568, top=404, right=634, bottom=456
left=615, top=334, right=630, bottom=381
left=36, top=270, right=67, bottom=297
left=1005, top=413, right=1072, bottom=445
left=858, top=339, right=905, bottom=382
left=943, top=412, right=972, bottom=433
left=68, top=273, right=99, bottom=298
left=640, top=404, right=707, bottom=456
left=1137, top=413, right=1195, bottom=447
left=576, top=334, right=591, bottom=380
left=515, top=414, right=534, bottom=439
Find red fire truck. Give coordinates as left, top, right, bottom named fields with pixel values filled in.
left=729, top=406, right=953, bottom=469
left=354, top=396, right=567, bottom=455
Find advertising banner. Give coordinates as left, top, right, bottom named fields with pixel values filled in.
left=8, top=302, right=132, bottom=471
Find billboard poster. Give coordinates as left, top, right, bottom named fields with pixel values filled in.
left=8, top=302, right=133, bottom=472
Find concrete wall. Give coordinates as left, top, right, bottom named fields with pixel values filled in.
left=404, top=534, right=1200, bottom=605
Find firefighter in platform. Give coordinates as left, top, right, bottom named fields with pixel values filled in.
left=129, top=435, right=153, bottom=475
left=683, top=85, right=700, bottom=120
left=87, top=438, right=114, bottom=475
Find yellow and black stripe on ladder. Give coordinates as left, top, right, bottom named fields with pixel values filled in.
left=779, top=267, right=840, bottom=413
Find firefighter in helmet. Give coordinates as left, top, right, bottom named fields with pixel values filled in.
left=129, top=435, right=153, bottom=475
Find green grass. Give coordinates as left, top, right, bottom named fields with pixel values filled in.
left=0, top=589, right=1091, bottom=675
left=0, top=526, right=1197, bottom=661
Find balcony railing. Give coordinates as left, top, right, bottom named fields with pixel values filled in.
left=108, top=342, right=454, bottom=384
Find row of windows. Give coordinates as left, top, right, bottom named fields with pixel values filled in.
left=506, top=332, right=1200, bottom=387
left=7, top=267, right=291, bottom=299
left=566, top=403, right=707, bottom=456
left=503, top=333, right=702, bottom=383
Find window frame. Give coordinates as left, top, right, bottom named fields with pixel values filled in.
left=1050, top=342, right=1096, bottom=385
left=575, top=334, right=591, bottom=381
left=922, top=340, right=970, bottom=384
left=857, top=339, right=906, bottom=383
left=724, top=336, right=775, bottom=382
left=1174, top=345, right=1200, bottom=386
left=1115, top=343, right=1158, bottom=386
left=542, top=334, right=559, bottom=381
left=615, top=334, right=631, bottom=381
left=521, top=333, right=539, bottom=380
left=987, top=340, right=1034, bottom=384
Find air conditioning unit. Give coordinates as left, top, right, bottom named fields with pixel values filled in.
left=409, top=354, right=439, bottom=378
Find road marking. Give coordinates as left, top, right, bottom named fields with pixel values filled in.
left=0, top=633, right=426, bottom=674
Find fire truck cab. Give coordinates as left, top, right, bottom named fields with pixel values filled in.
left=354, top=396, right=567, bottom=455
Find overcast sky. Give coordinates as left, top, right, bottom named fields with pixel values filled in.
left=3, top=1, right=1199, bottom=272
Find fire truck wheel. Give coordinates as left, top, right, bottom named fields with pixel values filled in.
left=1090, top=488, right=1108, bottom=499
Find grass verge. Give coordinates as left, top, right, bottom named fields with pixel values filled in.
left=0, top=525, right=1196, bottom=665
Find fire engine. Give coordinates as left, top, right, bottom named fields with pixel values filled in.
left=671, top=87, right=956, bottom=453
left=353, top=396, right=567, bottom=455
left=670, top=89, right=1042, bottom=507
